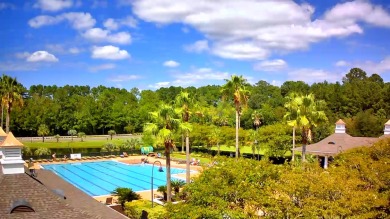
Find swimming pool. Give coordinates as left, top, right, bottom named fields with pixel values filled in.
left=42, top=160, right=186, bottom=196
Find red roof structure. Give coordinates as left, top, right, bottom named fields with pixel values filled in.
left=293, top=119, right=387, bottom=156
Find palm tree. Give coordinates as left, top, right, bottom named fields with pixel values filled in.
left=101, top=143, right=118, bottom=155
left=284, top=93, right=328, bottom=162
left=144, top=103, right=181, bottom=202
left=111, top=187, right=140, bottom=209
left=252, top=110, right=262, bottom=159
left=37, top=124, right=50, bottom=142
left=221, top=75, right=250, bottom=159
left=34, top=147, right=51, bottom=159
left=208, top=125, right=222, bottom=155
left=78, top=132, right=86, bottom=142
left=0, top=74, right=24, bottom=133
left=68, top=129, right=77, bottom=141
left=108, top=130, right=116, bottom=140
left=252, top=110, right=262, bottom=130
left=175, top=91, right=193, bottom=184
left=284, top=92, right=300, bottom=161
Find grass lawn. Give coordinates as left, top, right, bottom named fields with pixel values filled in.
left=209, top=145, right=266, bottom=154
left=170, top=152, right=212, bottom=164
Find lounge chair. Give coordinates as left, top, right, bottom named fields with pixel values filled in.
left=105, top=197, right=113, bottom=205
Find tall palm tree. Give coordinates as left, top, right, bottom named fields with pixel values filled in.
left=251, top=110, right=262, bottom=159
left=175, top=91, right=193, bottom=184
left=175, top=91, right=191, bottom=152
left=144, top=103, right=181, bottom=202
left=0, top=74, right=24, bottom=133
left=221, top=75, right=250, bottom=159
left=37, top=124, right=50, bottom=142
left=284, top=92, right=299, bottom=161
left=284, top=93, right=327, bottom=162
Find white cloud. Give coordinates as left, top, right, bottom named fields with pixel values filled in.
left=132, top=0, right=390, bottom=60
left=82, top=28, right=132, bottom=44
left=254, top=59, right=287, bottom=71
left=26, top=51, right=59, bottom=62
left=15, top=52, right=31, bottom=59
left=324, top=1, right=390, bottom=28
left=34, top=0, right=73, bottom=12
left=103, top=16, right=138, bottom=30
left=121, top=16, right=138, bottom=28
left=148, top=81, right=171, bottom=89
left=45, top=44, right=66, bottom=53
left=335, top=60, right=349, bottom=67
left=288, top=68, right=342, bottom=84
left=212, top=41, right=268, bottom=60
left=60, top=12, right=96, bottom=30
left=172, top=67, right=229, bottom=86
left=103, top=18, right=119, bottom=30
left=28, top=15, right=61, bottom=28
left=69, top=47, right=82, bottom=54
left=355, top=57, right=390, bottom=74
left=163, top=60, right=180, bottom=67
left=89, top=63, right=116, bottom=72
left=29, top=12, right=95, bottom=30
left=149, top=67, right=230, bottom=88
left=91, top=45, right=130, bottom=60
left=0, top=62, right=37, bottom=71
left=184, top=40, right=209, bottom=53
left=271, top=80, right=283, bottom=87
left=109, top=74, right=140, bottom=82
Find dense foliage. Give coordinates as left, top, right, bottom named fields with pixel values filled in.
left=111, top=187, right=141, bottom=209
left=167, top=138, right=390, bottom=218
left=2, top=68, right=390, bottom=156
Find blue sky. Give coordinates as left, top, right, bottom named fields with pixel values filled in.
left=1, top=0, right=390, bottom=90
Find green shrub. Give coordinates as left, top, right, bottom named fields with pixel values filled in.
left=111, top=187, right=140, bottom=209
left=124, top=200, right=166, bottom=219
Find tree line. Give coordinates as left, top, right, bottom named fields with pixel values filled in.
left=1, top=67, right=388, bottom=139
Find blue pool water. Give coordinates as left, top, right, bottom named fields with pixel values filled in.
left=42, top=160, right=186, bottom=196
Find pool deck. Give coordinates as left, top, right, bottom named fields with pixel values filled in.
left=28, top=155, right=202, bottom=206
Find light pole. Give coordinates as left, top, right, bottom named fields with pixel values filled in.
left=151, top=160, right=164, bottom=208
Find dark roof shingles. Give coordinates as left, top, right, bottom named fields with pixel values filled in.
left=0, top=173, right=93, bottom=219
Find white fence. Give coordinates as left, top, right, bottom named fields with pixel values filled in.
left=17, top=134, right=138, bottom=142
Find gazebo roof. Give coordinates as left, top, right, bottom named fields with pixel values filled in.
left=293, top=133, right=377, bottom=156
left=385, top=120, right=390, bottom=125
left=335, top=119, right=346, bottom=125
left=0, top=132, right=24, bottom=147
left=0, top=127, right=7, bottom=137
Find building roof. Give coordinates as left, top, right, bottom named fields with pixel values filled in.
left=335, top=119, right=346, bottom=125
left=0, top=132, right=24, bottom=148
left=0, top=127, right=7, bottom=137
left=385, top=120, right=390, bottom=125
left=293, top=133, right=378, bottom=156
left=0, top=173, right=94, bottom=219
left=36, top=169, right=127, bottom=219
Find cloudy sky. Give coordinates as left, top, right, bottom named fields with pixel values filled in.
left=1, top=0, right=390, bottom=90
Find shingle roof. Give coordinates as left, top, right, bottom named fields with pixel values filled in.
left=0, top=173, right=94, bottom=219
left=36, top=169, right=127, bottom=219
left=293, top=133, right=378, bottom=156
left=385, top=120, right=390, bottom=125
left=335, top=119, right=346, bottom=125
left=0, top=127, right=7, bottom=137
left=0, top=132, right=24, bottom=147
